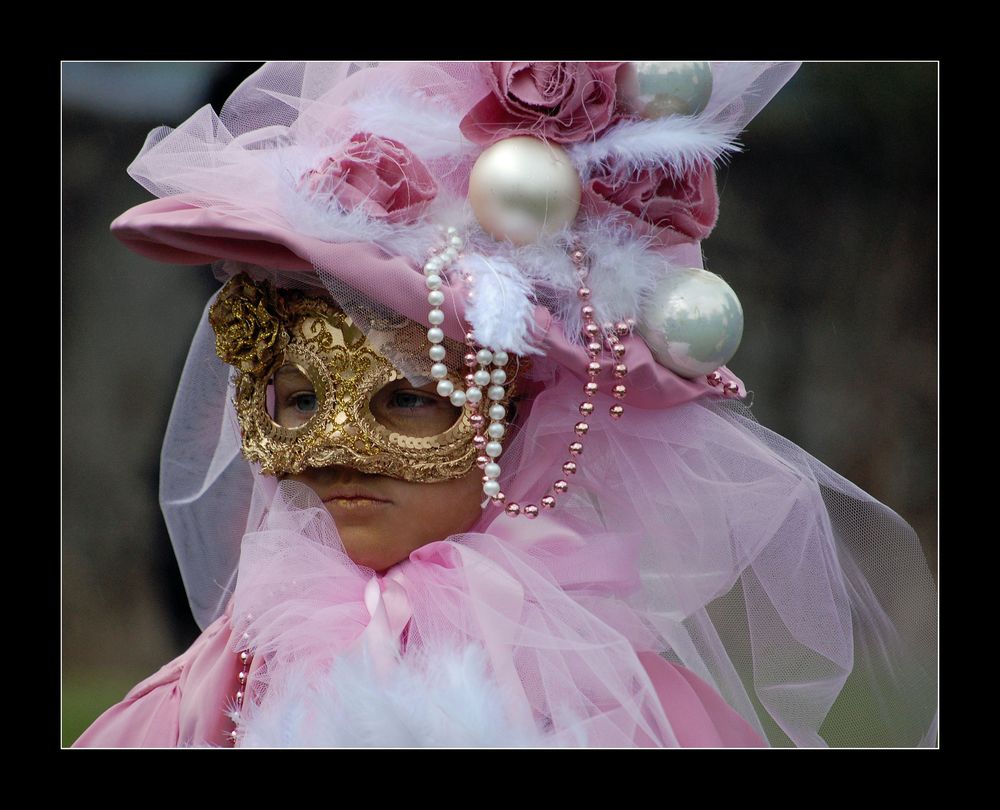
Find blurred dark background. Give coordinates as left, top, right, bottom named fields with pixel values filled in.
left=62, top=62, right=937, bottom=745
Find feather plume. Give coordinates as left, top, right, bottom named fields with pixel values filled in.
left=502, top=221, right=668, bottom=348
left=578, top=217, right=667, bottom=330
left=570, top=117, right=743, bottom=180
left=259, top=80, right=473, bottom=164
left=349, top=84, right=474, bottom=162
left=460, top=253, right=541, bottom=355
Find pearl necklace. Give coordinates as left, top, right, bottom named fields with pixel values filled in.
left=425, top=229, right=629, bottom=518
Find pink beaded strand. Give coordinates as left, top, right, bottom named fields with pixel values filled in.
left=229, top=634, right=253, bottom=746
left=499, top=241, right=631, bottom=517
left=427, top=235, right=632, bottom=518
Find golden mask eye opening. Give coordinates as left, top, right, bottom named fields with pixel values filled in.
left=368, top=378, right=465, bottom=438
left=269, top=363, right=321, bottom=429
left=212, top=273, right=518, bottom=482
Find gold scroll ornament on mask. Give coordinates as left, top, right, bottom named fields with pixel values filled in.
left=208, top=273, right=519, bottom=482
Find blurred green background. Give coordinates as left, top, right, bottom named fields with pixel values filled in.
left=62, top=62, right=937, bottom=746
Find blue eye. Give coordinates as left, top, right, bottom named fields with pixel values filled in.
left=293, top=393, right=318, bottom=413
left=391, top=391, right=436, bottom=410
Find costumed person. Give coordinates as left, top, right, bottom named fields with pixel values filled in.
left=73, top=61, right=937, bottom=748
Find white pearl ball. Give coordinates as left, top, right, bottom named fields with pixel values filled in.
left=431, top=363, right=448, bottom=379
left=450, top=235, right=464, bottom=248
left=483, top=480, right=501, bottom=497
left=469, top=136, right=582, bottom=245
left=436, top=379, right=454, bottom=397
left=485, top=441, right=503, bottom=458
left=488, top=404, right=506, bottom=421
left=466, top=387, right=483, bottom=404
left=442, top=247, right=458, bottom=263
left=488, top=422, right=505, bottom=439
left=427, top=327, right=444, bottom=344
left=492, top=350, right=509, bottom=366
left=637, top=267, right=744, bottom=379
left=488, top=385, right=505, bottom=401
left=449, top=390, right=467, bottom=407
left=424, top=259, right=442, bottom=274
left=490, top=369, right=507, bottom=385
left=425, top=274, right=442, bottom=290
left=429, top=344, right=446, bottom=362
left=428, top=290, right=445, bottom=307
left=428, top=308, right=445, bottom=325
left=484, top=462, right=501, bottom=479
left=476, top=349, right=494, bottom=366
left=474, top=369, right=491, bottom=386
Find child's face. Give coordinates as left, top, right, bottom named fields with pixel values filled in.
left=280, top=376, right=487, bottom=572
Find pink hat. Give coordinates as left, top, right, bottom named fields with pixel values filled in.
left=111, top=62, right=806, bottom=410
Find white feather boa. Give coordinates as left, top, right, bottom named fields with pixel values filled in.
left=232, top=640, right=559, bottom=748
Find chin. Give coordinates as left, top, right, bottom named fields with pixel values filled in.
left=340, top=539, right=406, bottom=574
left=356, top=557, right=406, bottom=575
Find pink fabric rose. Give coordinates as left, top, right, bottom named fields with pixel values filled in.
left=460, top=62, right=630, bottom=146
left=300, top=132, right=437, bottom=224
left=582, top=161, right=720, bottom=247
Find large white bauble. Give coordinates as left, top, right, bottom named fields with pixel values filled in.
left=637, top=267, right=744, bottom=379
left=469, top=136, right=582, bottom=245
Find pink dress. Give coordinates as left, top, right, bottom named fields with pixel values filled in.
left=73, top=599, right=766, bottom=748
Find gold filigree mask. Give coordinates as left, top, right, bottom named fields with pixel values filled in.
left=208, top=273, right=510, bottom=482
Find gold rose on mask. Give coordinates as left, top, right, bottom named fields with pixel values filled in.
left=209, top=274, right=289, bottom=375
left=209, top=274, right=517, bottom=483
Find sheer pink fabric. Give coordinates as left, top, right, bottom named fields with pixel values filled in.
left=72, top=592, right=765, bottom=748
left=78, top=62, right=936, bottom=747
left=72, top=603, right=239, bottom=748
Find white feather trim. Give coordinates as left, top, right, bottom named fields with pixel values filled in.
left=577, top=217, right=669, bottom=330
left=570, top=117, right=743, bottom=180
left=260, top=139, right=472, bottom=267
left=459, top=254, right=541, bottom=356
left=234, top=640, right=559, bottom=748
left=499, top=222, right=669, bottom=348
left=257, top=81, right=473, bottom=164
left=348, top=85, right=475, bottom=162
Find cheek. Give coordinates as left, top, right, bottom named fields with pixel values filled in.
left=408, top=468, right=485, bottom=538
left=453, top=467, right=488, bottom=527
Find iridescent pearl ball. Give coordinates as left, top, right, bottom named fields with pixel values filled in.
left=619, top=62, right=713, bottom=118
left=637, top=267, right=744, bottom=379
left=469, top=136, right=582, bottom=245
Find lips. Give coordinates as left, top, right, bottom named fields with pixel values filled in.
left=321, top=487, right=392, bottom=503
